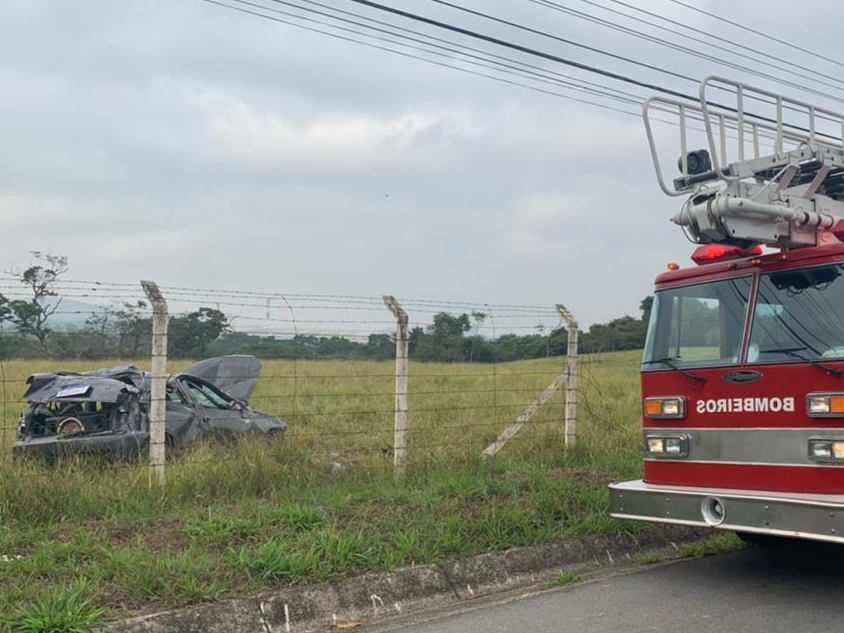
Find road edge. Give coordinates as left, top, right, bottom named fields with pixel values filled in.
left=103, top=525, right=711, bottom=632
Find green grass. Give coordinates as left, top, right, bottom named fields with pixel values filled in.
left=637, top=552, right=665, bottom=565
left=676, top=533, right=745, bottom=558
left=0, top=584, right=105, bottom=633
left=633, top=533, right=745, bottom=571
left=0, top=351, right=646, bottom=630
left=544, top=572, right=581, bottom=589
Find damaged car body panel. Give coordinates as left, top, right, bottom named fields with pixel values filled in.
left=14, top=356, right=285, bottom=461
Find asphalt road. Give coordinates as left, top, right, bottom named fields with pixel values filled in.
left=376, top=541, right=844, bottom=633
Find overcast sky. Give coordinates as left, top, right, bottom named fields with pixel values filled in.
left=2, top=0, right=843, bottom=329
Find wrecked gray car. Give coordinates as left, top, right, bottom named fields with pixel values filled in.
left=13, top=355, right=285, bottom=461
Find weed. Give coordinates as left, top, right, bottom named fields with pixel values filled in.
left=637, top=553, right=664, bottom=565
left=676, top=533, right=745, bottom=559
left=544, top=572, right=581, bottom=589
left=0, top=584, right=105, bottom=633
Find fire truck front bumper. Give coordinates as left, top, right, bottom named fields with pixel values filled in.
left=610, top=480, right=844, bottom=544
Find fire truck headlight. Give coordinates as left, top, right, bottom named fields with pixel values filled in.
left=809, top=396, right=830, bottom=415
left=810, top=439, right=833, bottom=460
left=644, top=397, right=686, bottom=419
left=646, top=435, right=688, bottom=458
left=665, top=437, right=683, bottom=454
left=808, top=438, right=844, bottom=462
left=807, top=393, right=844, bottom=417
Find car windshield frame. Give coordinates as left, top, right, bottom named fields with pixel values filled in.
left=746, top=263, right=844, bottom=366
left=181, top=378, right=235, bottom=409
left=642, top=275, right=754, bottom=371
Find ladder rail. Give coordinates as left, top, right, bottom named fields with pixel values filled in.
left=643, top=96, right=704, bottom=197
left=699, top=75, right=844, bottom=182
left=643, top=96, right=792, bottom=197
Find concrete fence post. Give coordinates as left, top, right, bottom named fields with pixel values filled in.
left=142, top=281, right=168, bottom=487
left=556, top=304, right=579, bottom=449
left=383, top=295, right=409, bottom=477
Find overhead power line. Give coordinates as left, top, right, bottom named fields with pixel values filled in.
left=198, top=0, right=646, bottom=118
left=525, top=0, right=844, bottom=101
left=347, top=0, right=842, bottom=140
left=195, top=0, right=806, bottom=151
left=219, top=0, right=647, bottom=111
left=284, top=0, right=648, bottom=104
left=587, top=0, right=844, bottom=90
left=343, top=0, right=706, bottom=100
left=196, top=0, right=841, bottom=146
left=263, top=0, right=826, bottom=145
left=665, top=0, right=844, bottom=70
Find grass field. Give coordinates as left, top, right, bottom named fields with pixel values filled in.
left=0, top=351, right=645, bottom=631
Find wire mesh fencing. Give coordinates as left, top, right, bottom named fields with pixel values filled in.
left=0, top=278, right=581, bottom=483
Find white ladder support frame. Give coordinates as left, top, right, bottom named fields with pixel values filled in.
left=643, top=77, right=844, bottom=248
left=699, top=76, right=844, bottom=182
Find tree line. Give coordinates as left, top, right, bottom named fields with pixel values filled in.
left=0, top=252, right=653, bottom=361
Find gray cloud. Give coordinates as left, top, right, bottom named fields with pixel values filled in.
left=2, top=0, right=841, bottom=327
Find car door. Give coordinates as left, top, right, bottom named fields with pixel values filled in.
left=177, top=377, right=247, bottom=442
left=164, top=384, right=202, bottom=447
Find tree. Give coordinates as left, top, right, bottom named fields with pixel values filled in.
left=80, top=300, right=151, bottom=358
left=364, top=333, right=394, bottom=360
left=169, top=308, right=230, bottom=357
left=0, top=251, right=68, bottom=350
left=640, top=296, right=654, bottom=324
left=414, top=312, right=471, bottom=362
left=467, top=311, right=486, bottom=362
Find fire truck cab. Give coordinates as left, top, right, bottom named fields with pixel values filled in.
left=609, top=77, right=844, bottom=544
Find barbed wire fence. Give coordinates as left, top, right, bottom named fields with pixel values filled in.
left=0, top=277, right=584, bottom=485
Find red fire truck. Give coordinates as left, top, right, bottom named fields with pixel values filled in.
left=609, top=77, right=844, bottom=543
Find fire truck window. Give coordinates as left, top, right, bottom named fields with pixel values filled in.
left=749, top=264, right=844, bottom=364
left=643, top=276, right=752, bottom=370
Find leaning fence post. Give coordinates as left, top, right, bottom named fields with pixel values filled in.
left=383, top=296, right=409, bottom=476
left=142, top=281, right=168, bottom=487
left=556, top=304, right=578, bottom=449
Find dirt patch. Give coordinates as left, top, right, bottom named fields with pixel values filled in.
left=140, top=516, right=187, bottom=553
left=57, top=516, right=187, bottom=553
left=460, top=499, right=484, bottom=521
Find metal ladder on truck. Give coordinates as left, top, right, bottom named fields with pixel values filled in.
left=643, top=75, right=844, bottom=250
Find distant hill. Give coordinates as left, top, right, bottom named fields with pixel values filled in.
left=1, top=297, right=104, bottom=332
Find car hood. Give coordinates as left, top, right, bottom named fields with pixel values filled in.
left=181, top=355, right=262, bottom=401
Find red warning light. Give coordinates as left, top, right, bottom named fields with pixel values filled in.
left=691, top=244, right=762, bottom=265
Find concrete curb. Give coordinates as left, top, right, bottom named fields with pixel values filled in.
left=104, top=525, right=710, bottom=632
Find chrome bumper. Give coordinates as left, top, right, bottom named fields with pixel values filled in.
left=610, top=479, right=844, bottom=544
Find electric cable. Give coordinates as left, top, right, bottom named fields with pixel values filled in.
left=523, top=0, right=844, bottom=102
left=588, top=0, right=844, bottom=89
left=665, top=0, right=844, bottom=70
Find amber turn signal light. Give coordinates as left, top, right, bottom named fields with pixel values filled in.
left=807, top=393, right=844, bottom=417
left=644, top=396, right=686, bottom=419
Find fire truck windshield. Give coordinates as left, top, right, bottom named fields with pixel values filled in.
left=643, top=276, right=752, bottom=370
left=748, top=264, right=844, bottom=364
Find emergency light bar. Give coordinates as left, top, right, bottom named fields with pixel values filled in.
left=644, top=76, right=844, bottom=250
left=690, top=244, right=762, bottom=265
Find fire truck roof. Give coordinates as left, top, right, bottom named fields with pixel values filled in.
left=655, top=240, right=844, bottom=290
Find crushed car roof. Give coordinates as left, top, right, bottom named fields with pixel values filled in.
left=24, top=373, right=140, bottom=403
left=23, top=356, right=262, bottom=404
